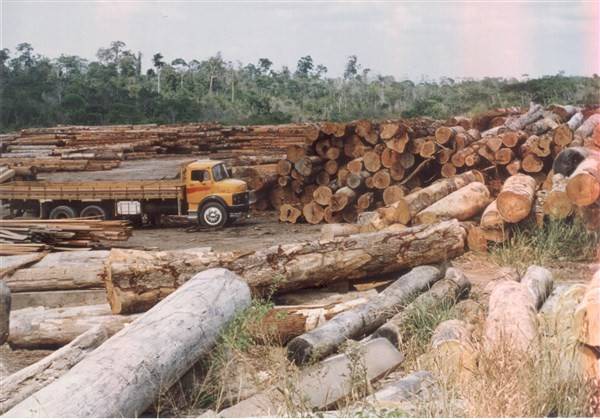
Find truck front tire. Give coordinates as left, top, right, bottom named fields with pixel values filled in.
left=199, top=202, right=228, bottom=228
left=80, top=205, right=108, bottom=219
left=49, top=205, right=77, bottom=219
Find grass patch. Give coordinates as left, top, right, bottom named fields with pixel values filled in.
left=491, top=218, right=599, bottom=270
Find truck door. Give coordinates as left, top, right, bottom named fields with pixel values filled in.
left=186, top=169, right=212, bottom=213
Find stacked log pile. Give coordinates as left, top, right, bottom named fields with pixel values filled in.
left=272, top=104, right=600, bottom=226
left=0, top=219, right=132, bottom=255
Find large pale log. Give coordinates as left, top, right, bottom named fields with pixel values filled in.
left=496, top=174, right=537, bottom=223
left=430, top=319, right=476, bottom=380
left=378, top=170, right=484, bottom=225
left=8, top=304, right=138, bottom=349
left=484, top=280, right=538, bottom=353
left=575, top=269, right=600, bottom=347
left=566, top=154, right=600, bottom=206
left=0, top=281, right=9, bottom=345
left=373, top=267, right=470, bottom=347
left=5, top=265, right=105, bottom=292
left=543, top=173, right=573, bottom=219
left=106, top=221, right=466, bottom=315
left=0, top=253, right=45, bottom=278
left=520, top=265, right=553, bottom=310
left=4, top=268, right=251, bottom=418
left=574, top=113, right=600, bottom=146
left=0, top=323, right=124, bottom=414
left=480, top=200, right=503, bottom=229
left=287, top=265, right=444, bottom=364
left=414, top=182, right=490, bottom=224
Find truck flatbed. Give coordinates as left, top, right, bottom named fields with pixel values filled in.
left=0, top=180, right=185, bottom=201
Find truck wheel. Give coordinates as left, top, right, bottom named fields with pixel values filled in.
left=199, top=202, right=228, bottom=228
left=80, top=205, right=108, bottom=219
left=49, top=205, right=77, bottom=219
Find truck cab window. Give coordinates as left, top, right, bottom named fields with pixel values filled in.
left=212, top=164, right=230, bottom=182
left=191, top=170, right=210, bottom=182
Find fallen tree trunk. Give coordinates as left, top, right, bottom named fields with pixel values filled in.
left=414, top=182, right=490, bottom=224
left=496, top=174, right=537, bottom=223
left=8, top=304, right=138, bottom=349
left=4, top=265, right=105, bottom=292
left=0, top=253, right=45, bottom=278
left=373, top=267, right=470, bottom=348
left=484, top=280, right=538, bottom=353
left=107, top=220, right=467, bottom=314
left=286, top=265, right=444, bottom=364
left=0, top=322, right=124, bottom=414
left=4, top=268, right=252, bottom=418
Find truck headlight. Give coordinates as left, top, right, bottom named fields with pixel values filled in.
left=233, top=192, right=249, bottom=205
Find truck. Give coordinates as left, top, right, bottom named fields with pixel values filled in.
left=0, top=160, right=255, bottom=228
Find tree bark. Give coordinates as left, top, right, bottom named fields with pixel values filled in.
left=496, top=174, right=537, bottom=223
left=373, top=267, right=470, bottom=347
left=4, top=269, right=251, bottom=418
left=0, top=253, right=45, bottom=278
left=414, top=182, right=490, bottom=224
left=566, top=154, right=600, bottom=206
left=520, top=265, right=553, bottom=310
left=505, top=103, right=544, bottom=131
left=287, top=265, right=444, bottom=364
left=4, top=265, right=105, bottom=292
left=0, top=281, right=10, bottom=346
left=0, top=322, right=124, bottom=414
left=8, top=304, right=138, bottom=349
left=574, top=113, right=600, bottom=146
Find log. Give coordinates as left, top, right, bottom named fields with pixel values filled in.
left=430, top=319, right=476, bottom=380
left=313, top=186, right=333, bottom=206
left=383, top=185, right=405, bottom=206
left=355, top=120, right=379, bottom=144
left=553, top=124, right=574, bottom=147
left=276, top=159, right=292, bottom=176
left=260, top=298, right=368, bottom=344
left=364, top=151, right=382, bottom=172
left=574, top=113, right=600, bottom=145
left=0, top=253, right=46, bottom=278
left=496, top=174, right=537, bottom=223
left=347, top=158, right=364, bottom=174
left=320, top=223, right=360, bottom=241
left=385, top=132, right=410, bottom=153
left=0, top=323, right=124, bottom=414
left=287, top=265, right=444, bottom=364
left=576, top=269, right=600, bottom=347
left=107, top=223, right=466, bottom=315
left=566, top=154, right=600, bottom=206
left=414, top=182, right=490, bottom=224
left=480, top=200, right=504, bottom=229
left=505, top=103, right=544, bottom=131
left=279, top=204, right=302, bottom=223
left=543, top=173, right=573, bottom=219
left=5, top=269, right=251, bottom=418
left=5, top=265, right=105, bottom=292
left=346, top=171, right=369, bottom=190
left=484, top=280, right=538, bottom=353
left=522, top=153, right=544, bottom=173
left=0, top=281, right=10, bottom=346
left=356, top=191, right=375, bottom=211
left=324, top=159, right=338, bottom=175
left=286, top=145, right=305, bottom=163
left=520, top=265, right=553, bottom=310
left=302, top=202, right=325, bottom=224
left=372, top=169, right=391, bottom=189
left=330, top=186, right=357, bottom=211
left=378, top=170, right=484, bottom=225
left=8, top=304, right=138, bottom=349
left=494, top=148, right=514, bottom=165
left=373, top=267, right=470, bottom=347
left=435, top=126, right=465, bottom=145
left=552, top=146, right=590, bottom=177
left=506, top=159, right=521, bottom=176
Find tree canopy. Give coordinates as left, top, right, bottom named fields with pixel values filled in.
left=1, top=41, right=598, bottom=131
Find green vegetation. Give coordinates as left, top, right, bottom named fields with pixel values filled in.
left=1, top=41, right=599, bottom=131
left=491, top=218, right=599, bottom=270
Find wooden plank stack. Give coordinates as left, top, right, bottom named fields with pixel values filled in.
left=0, top=219, right=132, bottom=255
left=272, top=104, right=600, bottom=226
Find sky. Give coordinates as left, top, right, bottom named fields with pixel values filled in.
left=1, top=0, right=599, bottom=80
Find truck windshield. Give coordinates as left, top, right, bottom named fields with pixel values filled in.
left=212, top=164, right=230, bottom=182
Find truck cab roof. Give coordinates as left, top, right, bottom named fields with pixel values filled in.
left=186, top=160, right=224, bottom=171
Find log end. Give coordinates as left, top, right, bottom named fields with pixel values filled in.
left=567, top=173, right=600, bottom=207
left=287, top=336, right=315, bottom=365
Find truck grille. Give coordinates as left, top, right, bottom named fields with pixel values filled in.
left=233, top=192, right=249, bottom=205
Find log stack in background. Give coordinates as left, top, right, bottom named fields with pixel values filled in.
left=271, top=104, right=600, bottom=241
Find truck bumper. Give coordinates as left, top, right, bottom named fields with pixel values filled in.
left=228, top=204, right=250, bottom=218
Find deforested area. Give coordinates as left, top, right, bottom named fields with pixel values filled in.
left=1, top=2, right=599, bottom=418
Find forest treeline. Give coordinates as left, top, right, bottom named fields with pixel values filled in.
left=1, top=41, right=599, bottom=131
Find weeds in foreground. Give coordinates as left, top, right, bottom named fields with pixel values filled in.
left=491, top=218, right=599, bottom=270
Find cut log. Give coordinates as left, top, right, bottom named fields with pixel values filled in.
left=484, top=280, right=538, bottom=353
left=320, top=223, right=360, bottom=241
left=430, top=319, right=476, bottom=380
left=4, top=269, right=251, bottom=418
left=356, top=120, right=379, bottom=144
left=440, top=162, right=457, bottom=178
left=302, top=202, right=324, bottom=224
left=324, top=159, right=338, bottom=175
left=383, top=185, right=405, bottom=206
left=294, top=156, right=323, bottom=177
left=480, top=200, right=503, bottom=229
left=344, top=135, right=369, bottom=158
left=576, top=269, right=600, bottom=347
left=287, top=265, right=444, bottom=364
left=380, top=122, right=403, bottom=140
left=8, top=304, right=138, bottom=349
left=505, top=103, right=544, bottom=131
left=373, top=267, right=470, bottom=347
left=506, top=159, right=521, bottom=176
left=279, top=204, right=302, bottom=223
left=552, top=146, right=590, bottom=177
left=543, top=173, right=573, bottom=219
left=356, top=191, right=375, bottom=211
left=414, top=182, right=490, bottom=224
left=385, top=133, right=410, bottom=153
left=522, top=153, right=544, bottom=173
left=320, top=122, right=347, bottom=138
left=496, top=174, right=537, bottom=223
left=0, top=281, right=9, bottom=346
left=574, top=113, right=600, bottom=146
left=435, top=126, right=465, bottom=145
left=520, top=265, right=553, bottom=310
left=4, top=265, right=105, bottom=292
left=380, top=170, right=484, bottom=225
left=346, top=171, right=369, bottom=190
left=501, top=131, right=526, bottom=148
left=494, top=148, right=514, bottom=165
left=364, top=151, right=382, bottom=172
left=286, top=145, right=306, bottom=163
left=323, top=206, right=343, bottom=224
left=0, top=322, right=124, bottom=414
left=313, top=186, right=333, bottom=206
left=277, top=159, right=293, bottom=176
left=553, top=124, right=574, bottom=147
left=372, top=169, right=391, bottom=189
left=0, top=253, right=45, bottom=278
left=347, top=158, right=364, bottom=174
left=566, top=154, right=600, bottom=206
left=330, top=186, right=357, bottom=211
